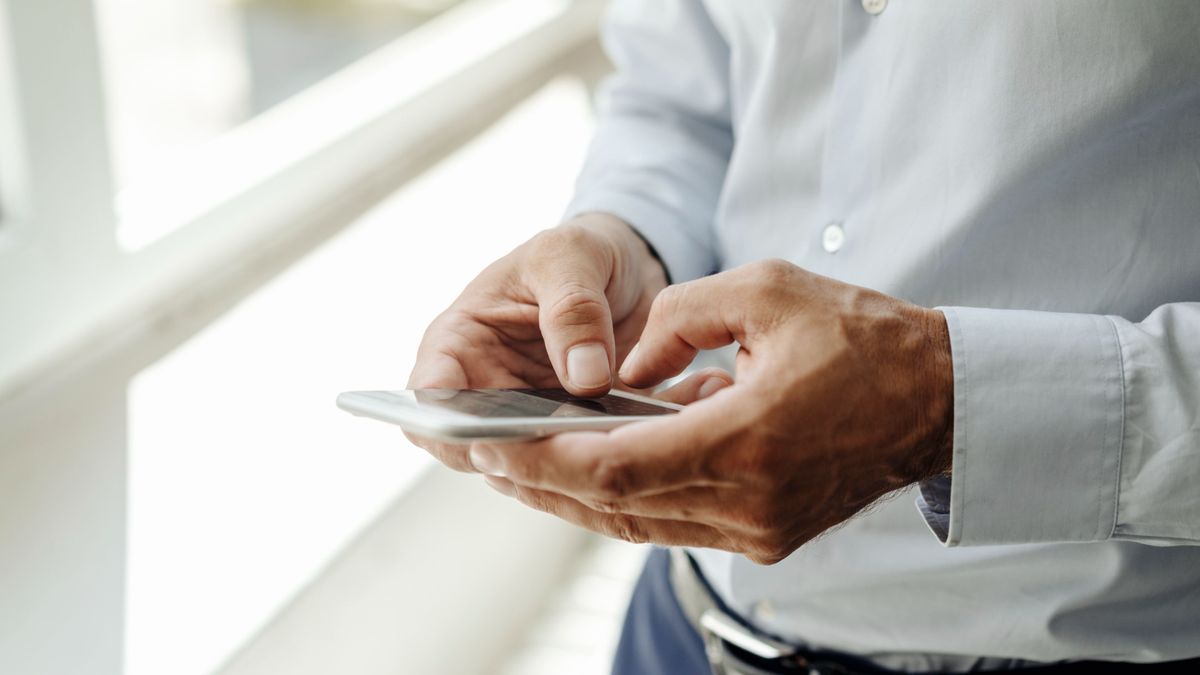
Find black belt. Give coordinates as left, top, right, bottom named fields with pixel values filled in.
left=666, top=548, right=1200, bottom=675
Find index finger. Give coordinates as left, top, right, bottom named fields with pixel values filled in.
left=404, top=351, right=479, bottom=471
left=407, top=343, right=470, bottom=390
left=619, top=278, right=742, bottom=389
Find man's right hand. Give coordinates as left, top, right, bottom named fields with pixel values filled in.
left=406, top=213, right=670, bottom=471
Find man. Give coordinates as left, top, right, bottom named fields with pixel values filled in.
left=408, top=1, right=1200, bottom=673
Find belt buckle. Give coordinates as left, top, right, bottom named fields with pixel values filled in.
left=699, top=608, right=818, bottom=673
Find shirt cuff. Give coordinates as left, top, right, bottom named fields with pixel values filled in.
left=926, top=307, right=1126, bottom=546
left=915, top=475, right=951, bottom=542
left=563, top=192, right=716, bottom=284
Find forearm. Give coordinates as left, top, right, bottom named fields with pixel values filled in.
left=565, top=0, right=732, bottom=284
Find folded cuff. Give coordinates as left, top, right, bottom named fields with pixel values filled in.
left=931, top=307, right=1125, bottom=546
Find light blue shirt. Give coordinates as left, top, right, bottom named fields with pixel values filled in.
left=566, top=0, right=1200, bottom=670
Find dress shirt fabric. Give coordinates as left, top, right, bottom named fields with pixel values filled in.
left=565, top=0, right=1200, bottom=670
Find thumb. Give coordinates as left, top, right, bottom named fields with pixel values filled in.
left=618, top=279, right=739, bottom=388
left=535, top=275, right=617, bottom=397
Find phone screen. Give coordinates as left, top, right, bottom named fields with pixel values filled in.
left=413, top=388, right=678, bottom=419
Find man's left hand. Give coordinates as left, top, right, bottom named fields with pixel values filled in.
left=469, top=259, right=954, bottom=564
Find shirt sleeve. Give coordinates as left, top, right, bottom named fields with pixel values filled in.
left=915, top=302, right=1200, bottom=547
left=563, top=0, right=733, bottom=284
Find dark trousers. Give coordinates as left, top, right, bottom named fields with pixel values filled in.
left=612, top=548, right=711, bottom=675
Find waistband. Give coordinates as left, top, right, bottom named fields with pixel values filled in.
left=666, top=547, right=1200, bottom=675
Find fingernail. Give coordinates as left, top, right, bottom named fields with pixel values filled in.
left=698, top=377, right=726, bottom=399
left=469, top=445, right=505, bottom=477
left=567, top=343, right=611, bottom=389
left=619, top=343, right=640, bottom=381
left=484, top=475, right=516, bottom=497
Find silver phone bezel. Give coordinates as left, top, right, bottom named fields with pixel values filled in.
left=336, top=388, right=683, bottom=441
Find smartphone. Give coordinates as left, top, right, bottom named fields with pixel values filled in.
left=336, top=388, right=682, bottom=442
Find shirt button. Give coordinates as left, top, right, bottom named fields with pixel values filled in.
left=822, top=223, right=845, bottom=253
left=862, top=0, right=887, bottom=15
left=755, top=600, right=777, bottom=621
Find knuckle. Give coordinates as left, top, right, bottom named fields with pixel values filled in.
left=749, top=258, right=795, bottom=283
left=742, top=259, right=796, bottom=305
left=604, top=514, right=649, bottom=544
left=591, top=455, right=637, bottom=499
left=649, top=284, right=684, bottom=319
left=528, top=225, right=594, bottom=261
left=526, top=228, right=562, bottom=255
left=516, top=488, right=556, bottom=515
left=588, top=498, right=623, bottom=514
left=442, top=454, right=478, bottom=473
left=747, top=539, right=791, bottom=566
left=556, top=224, right=593, bottom=249
left=546, top=285, right=608, bottom=328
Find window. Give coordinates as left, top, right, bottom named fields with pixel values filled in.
left=0, top=1, right=607, bottom=674
left=95, top=0, right=466, bottom=191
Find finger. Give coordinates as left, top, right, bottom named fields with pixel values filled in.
left=469, top=430, right=697, bottom=499
left=490, top=466, right=755, bottom=531
left=486, top=476, right=734, bottom=550
left=405, top=349, right=478, bottom=471
left=468, top=396, right=744, bottom=499
left=407, top=346, right=469, bottom=389
left=653, top=367, right=734, bottom=405
left=580, top=485, right=735, bottom=523
left=524, top=229, right=618, bottom=397
left=575, top=482, right=743, bottom=529
left=619, top=277, right=743, bottom=388
left=403, top=432, right=475, bottom=472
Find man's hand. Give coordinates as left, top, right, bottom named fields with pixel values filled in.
left=406, top=213, right=670, bottom=471
left=470, top=259, right=954, bottom=564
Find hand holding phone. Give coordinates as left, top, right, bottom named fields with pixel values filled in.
left=403, top=214, right=668, bottom=470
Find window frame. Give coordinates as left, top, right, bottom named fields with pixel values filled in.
left=0, top=0, right=604, bottom=398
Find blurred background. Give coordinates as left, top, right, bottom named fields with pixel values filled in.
left=0, top=1, right=649, bottom=674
